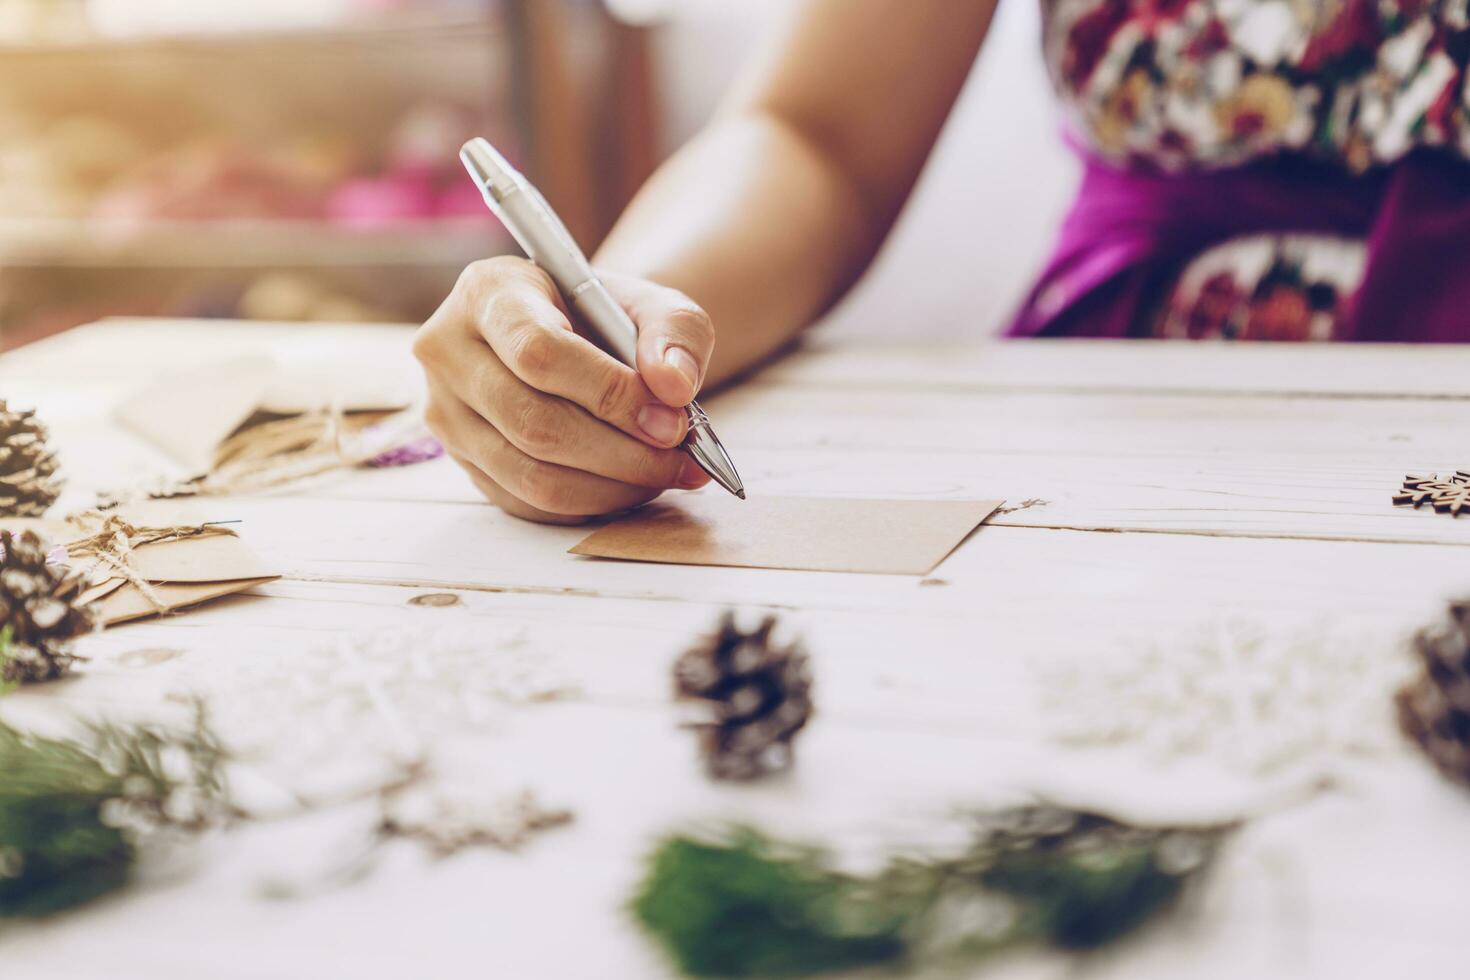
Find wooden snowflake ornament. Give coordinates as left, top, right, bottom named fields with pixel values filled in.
left=1394, top=472, right=1470, bottom=518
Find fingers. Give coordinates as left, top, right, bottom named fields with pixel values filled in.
left=464, top=260, right=691, bottom=449
left=606, top=273, right=717, bottom=409
left=436, top=356, right=706, bottom=490
left=414, top=256, right=721, bottom=524
left=424, top=380, right=679, bottom=520
left=447, top=453, right=594, bottom=527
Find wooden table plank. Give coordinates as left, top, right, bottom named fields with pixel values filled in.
left=26, top=414, right=1470, bottom=547
left=9, top=569, right=1466, bottom=979
left=765, top=333, right=1470, bottom=398
left=9, top=319, right=1470, bottom=535
left=5, top=575, right=1465, bottom=979
left=10, top=317, right=1470, bottom=399
left=5, top=317, right=1470, bottom=980
left=3, top=717, right=1460, bottom=980
left=708, top=384, right=1470, bottom=459
left=330, top=448, right=1470, bottom=546
left=14, top=332, right=1470, bottom=546
left=134, top=496, right=1462, bottom=630
left=30, top=563, right=1426, bottom=743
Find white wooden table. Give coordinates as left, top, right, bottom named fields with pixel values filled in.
left=3, top=318, right=1470, bottom=979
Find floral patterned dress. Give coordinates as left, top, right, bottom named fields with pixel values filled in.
left=1012, top=0, right=1470, bottom=341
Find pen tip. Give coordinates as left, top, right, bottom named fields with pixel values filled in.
left=736, top=489, right=747, bottom=500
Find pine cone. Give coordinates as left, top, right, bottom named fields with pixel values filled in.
left=1396, top=599, right=1470, bottom=786
left=0, top=401, right=62, bottom=517
left=0, top=530, right=94, bottom=685
left=673, top=611, right=813, bottom=780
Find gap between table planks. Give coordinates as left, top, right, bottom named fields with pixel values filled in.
left=762, top=332, right=1470, bottom=399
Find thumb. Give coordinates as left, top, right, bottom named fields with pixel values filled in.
left=609, top=275, right=716, bottom=408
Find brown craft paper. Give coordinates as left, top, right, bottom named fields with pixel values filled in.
left=1, top=503, right=280, bottom=626
left=569, top=495, right=1003, bottom=575
left=85, top=577, right=279, bottom=626
left=115, top=355, right=276, bottom=471
left=114, top=354, right=416, bottom=471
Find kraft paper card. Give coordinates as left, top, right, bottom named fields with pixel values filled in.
left=115, top=355, right=276, bottom=472
left=569, top=495, right=1003, bottom=575
left=1, top=503, right=280, bottom=626
left=115, top=354, right=417, bottom=471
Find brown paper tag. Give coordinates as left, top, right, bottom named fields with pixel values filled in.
left=0, top=503, right=280, bottom=626
left=569, top=495, right=1002, bottom=575
left=124, top=524, right=278, bottom=584
left=92, top=576, right=279, bottom=626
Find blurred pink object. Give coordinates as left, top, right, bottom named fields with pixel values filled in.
left=435, top=179, right=498, bottom=220
left=326, top=172, right=437, bottom=228
left=92, top=144, right=326, bottom=228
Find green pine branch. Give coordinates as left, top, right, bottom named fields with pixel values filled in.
left=0, top=626, right=14, bottom=697
left=0, top=707, right=225, bottom=919
left=632, top=808, right=1231, bottom=978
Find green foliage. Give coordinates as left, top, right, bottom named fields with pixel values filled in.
left=0, top=791, right=131, bottom=917
left=0, top=626, right=14, bottom=696
left=632, top=832, right=906, bottom=978
left=981, top=841, right=1183, bottom=949
left=633, top=809, right=1230, bottom=978
left=0, top=709, right=224, bottom=919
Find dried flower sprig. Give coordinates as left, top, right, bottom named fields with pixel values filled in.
left=255, top=764, right=574, bottom=901
left=632, top=807, right=1232, bottom=978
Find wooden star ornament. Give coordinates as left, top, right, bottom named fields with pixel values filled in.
left=1394, top=471, right=1470, bottom=517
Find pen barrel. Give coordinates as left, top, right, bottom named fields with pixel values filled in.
left=495, top=185, right=640, bottom=367
left=494, top=184, right=594, bottom=299
left=570, top=278, right=640, bottom=367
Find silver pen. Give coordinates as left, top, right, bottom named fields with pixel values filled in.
left=459, top=137, right=745, bottom=500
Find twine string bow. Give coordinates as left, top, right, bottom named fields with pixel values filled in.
left=63, top=513, right=238, bottom=613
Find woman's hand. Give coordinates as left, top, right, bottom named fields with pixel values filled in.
left=414, top=256, right=715, bottom=524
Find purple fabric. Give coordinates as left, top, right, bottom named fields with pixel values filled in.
left=1007, top=149, right=1470, bottom=342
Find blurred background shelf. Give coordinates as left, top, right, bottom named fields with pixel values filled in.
left=0, top=10, right=504, bottom=55
left=0, top=0, right=660, bottom=349
left=0, top=219, right=511, bottom=269
left=0, top=0, right=511, bottom=49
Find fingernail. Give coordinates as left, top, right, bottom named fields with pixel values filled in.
left=637, top=404, right=684, bottom=446
left=679, top=459, right=711, bottom=488
left=663, top=344, right=700, bottom=391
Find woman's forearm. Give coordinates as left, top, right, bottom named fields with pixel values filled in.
left=594, top=110, right=880, bottom=387
left=594, top=1, right=994, bottom=386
